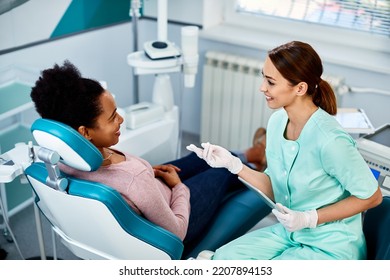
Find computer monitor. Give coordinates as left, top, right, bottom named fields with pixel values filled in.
left=357, top=124, right=390, bottom=196
left=363, top=124, right=390, bottom=147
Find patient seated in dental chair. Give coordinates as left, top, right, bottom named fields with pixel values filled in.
left=30, top=61, right=268, bottom=258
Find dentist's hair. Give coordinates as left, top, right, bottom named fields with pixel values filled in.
left=268, top=41, right=337, bottom=115
left=30, top=60, right=104, bottom=130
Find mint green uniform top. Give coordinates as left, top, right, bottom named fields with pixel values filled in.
left=214, top=108, right=378, bottom=259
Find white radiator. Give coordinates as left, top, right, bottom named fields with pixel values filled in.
left=200, top=51, right=274, bottom=151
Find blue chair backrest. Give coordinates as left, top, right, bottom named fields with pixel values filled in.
left=31, top=118, right=102, bottom=171
left=26, top=118, right=184, bottom=259
left=363, top=196, right=390, bottom=260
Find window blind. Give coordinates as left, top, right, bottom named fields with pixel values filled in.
left=236, top=0, right=390, bottom=37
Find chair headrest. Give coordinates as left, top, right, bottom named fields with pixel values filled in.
left=31, top=119, right=103, bottom=171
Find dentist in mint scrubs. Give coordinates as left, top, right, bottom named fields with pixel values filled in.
left=187, top=41, right=382, bottom=260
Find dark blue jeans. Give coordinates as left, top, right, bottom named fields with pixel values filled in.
left=166, top=152, right=245, bottom=245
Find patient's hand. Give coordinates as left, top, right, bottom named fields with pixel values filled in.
left=153, top=164, right=182, bottom=188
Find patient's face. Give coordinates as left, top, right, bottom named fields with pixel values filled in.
left=87, top=91, right=124, bottom=149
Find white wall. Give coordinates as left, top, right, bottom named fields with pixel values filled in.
left=0, top=0, right=71, bottom=50
left=0, top=22, right=135, bottom=107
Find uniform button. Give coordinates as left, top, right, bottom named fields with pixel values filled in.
left=291, top=145, right=296, bottom=151
left=285, top=195, right=288, bottom=201
left=283, top=170, right=287, bottom=176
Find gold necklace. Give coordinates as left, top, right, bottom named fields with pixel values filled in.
left=103, top=150, right=114, bottom=161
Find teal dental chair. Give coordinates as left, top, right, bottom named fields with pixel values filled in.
left=363, top=195, right=390, bottom=260
left=24, top=118, right=271, bottom=260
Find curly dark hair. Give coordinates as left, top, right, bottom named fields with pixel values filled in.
left=30, top=60, right=104, bottom=130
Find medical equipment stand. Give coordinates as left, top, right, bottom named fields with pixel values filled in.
left=125, top=0, right=199, bottom=160
left=0, top=182, right=12, bottom=242
left=0, top=143, right=47, bottom=259
left=130, top=0, right=142, bottom=104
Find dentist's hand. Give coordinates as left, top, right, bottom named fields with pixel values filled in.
left=272, top=203, right=318, bottom=232
left=186, top=142, right=243, bottom=174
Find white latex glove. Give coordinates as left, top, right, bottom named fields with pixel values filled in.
left=272, top=203, right=318, bottom=232
left=186, top=142, right=243, bottom=174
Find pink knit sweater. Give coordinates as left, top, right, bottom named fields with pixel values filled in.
left=59, top=152, right=190, bottom=240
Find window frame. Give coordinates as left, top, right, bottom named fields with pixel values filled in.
left=199, top=0, right=389, bottom=75
left=233, top=0, right=390, bottom=38
left=224, top=0, right=389, bottom=54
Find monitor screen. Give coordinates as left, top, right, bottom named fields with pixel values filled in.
left=364, top=125, right=390, bottom=148
left=370, top=168, right=381, bottom=180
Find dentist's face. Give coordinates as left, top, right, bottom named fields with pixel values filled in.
left=260, top=56, right=296, bottom=110
left=87, top=91, right=124, bottom=148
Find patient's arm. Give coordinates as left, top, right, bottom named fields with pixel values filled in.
left=130, top=169, right=190, bottom=240
left=153, top=164, right=182, bottom=188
